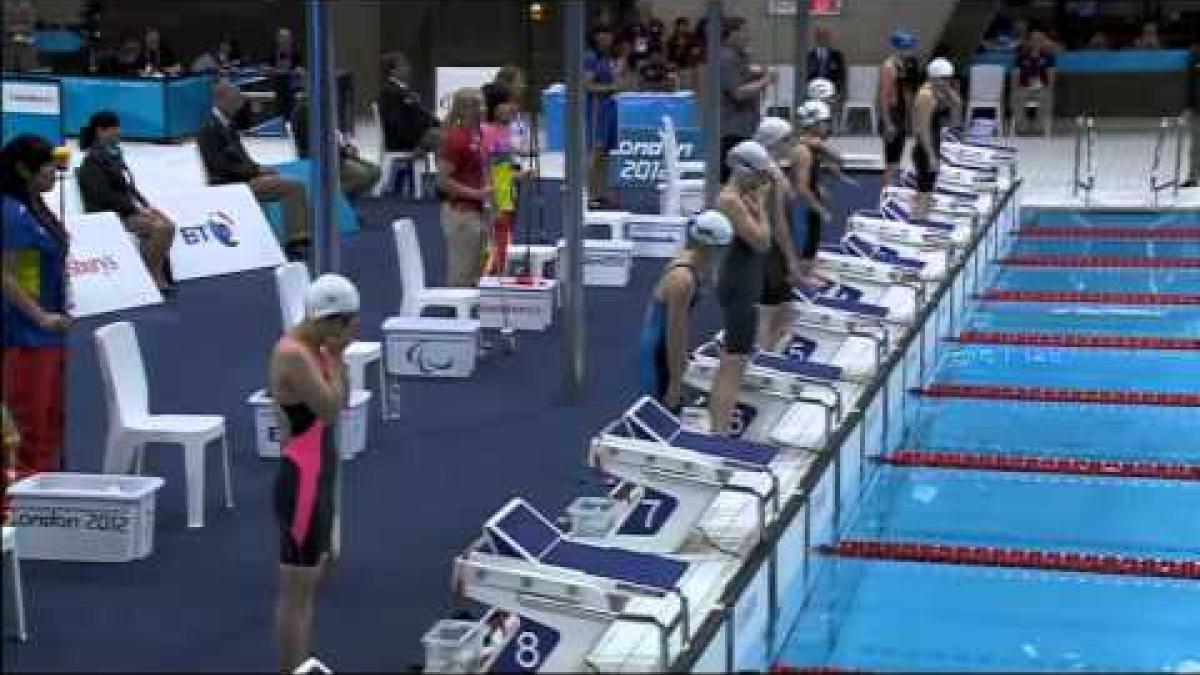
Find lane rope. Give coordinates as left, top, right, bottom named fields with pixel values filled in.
left=1017, top=226, right=1200, bottom=240
left=915, top=383, right=1200, bottom=407
left=955, top=331, right=1200, bottom=351
left=883, top=449, right=1200, bottom=481
left=979, top=290, right=1200, bottom=305
left=1001, top=254, right=1200, bottom=269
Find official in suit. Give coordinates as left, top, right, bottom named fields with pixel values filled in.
left=807, top=26, right=846, bottom=118
left=197, top=82, right=310, bottom=260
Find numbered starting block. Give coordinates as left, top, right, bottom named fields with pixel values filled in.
left=850, top=203, right=973, bottom=249
left=452, top=498, right=735, bottom=672
left=556, top=238, right=636, bottom=287
left=683, top=339, right=851, bottom=450
left=795, top=270, right=920, bottom=329
left=822, top=232, right=950, bottom=282
left=622, top=214, right=689, bottom=258
left=478, top=276, right=558, bottom=331
left=588, top=397, right=816, bottom=556
left=882, top=185, right=989, bottom=219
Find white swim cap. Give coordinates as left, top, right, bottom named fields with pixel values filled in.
left=305, top=274, right=360, bottom=319
left=927, top=57, right=955, bottom=79
left=725, top=140, right=775, bottom=178
left=688, top=209, right=734, bottom=246
left=806, top=77, right=836, bottom=102
left=797, top=100, right=832, bottom=128
left=753, top=117, right=793, bottom=156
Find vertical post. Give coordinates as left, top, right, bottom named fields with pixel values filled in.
left=704, top=0, right=723, bottom=208
left=307, top=0, right=339, bottom=275
left=793, top=0, right=811, bottom=120
left=562, top=0, right=587, bottom=398
left=1174, top=114, right=1184, bottom=198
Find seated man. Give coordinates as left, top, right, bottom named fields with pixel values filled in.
left=379, top=53, right=441, bottom=154
left=1011, top=31, right=1056, bottom=134
left=197, top=82, right=310, bottom=260
left=289, top=97, right=381, bottom=202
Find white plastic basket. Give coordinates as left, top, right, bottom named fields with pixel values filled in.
left=422, top=619, right=484, bottom=673
left=7, top=473, right=164, bottom=563
left=567, top=496, right=618, bottom=538
left=247, top=389, right=372, bottom=460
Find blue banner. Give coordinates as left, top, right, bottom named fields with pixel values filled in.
left=59, top=74, right=212, bottom=140
left=607, top=125, right=704, bottom=189
left=2, top=78, right=64, bottom=145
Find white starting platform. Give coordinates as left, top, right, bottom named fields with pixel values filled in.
left=557, top=238, right=636, bottom=288
left=478, top=276, right=559, bottom=331
left=587, top=397, right=816, bottom=556
left=450, top=498, right=736, bottom=672
left=821, top=232, right=951, bottom=283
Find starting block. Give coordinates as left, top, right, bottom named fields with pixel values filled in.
left=478, top=276, right=558, bottom=331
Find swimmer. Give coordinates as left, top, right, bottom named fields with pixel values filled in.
left=912, top=58, right=959, bottom=217
left=879, top=29, right=919, bottom=189
left=752, top=116, right=805, bottom=353
left=270, top=274, right=357, bottom=673
left=708, top=140, right=779, bottom=436
left=637, top=209, right=734, bottom=412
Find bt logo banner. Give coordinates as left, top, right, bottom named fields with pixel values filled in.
left=154, top=183, right=285, bottom=281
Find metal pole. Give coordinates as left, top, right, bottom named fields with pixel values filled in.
left=704, top=0, right=722, bottom=208
left=562, top=0, right=587, bottom=398
left=793, top=0, right=811, bottom=120
left=1173, top=113, right=1184, bottom=198
left=1072, top=115, right=1083, bottom=197
left=307, top=0, right=339, bottom=275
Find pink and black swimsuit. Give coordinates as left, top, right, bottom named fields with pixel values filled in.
left=272, top=339, right=337, bottom=567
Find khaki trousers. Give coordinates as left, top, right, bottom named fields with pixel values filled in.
left=440, top=203, right=484, bottom=288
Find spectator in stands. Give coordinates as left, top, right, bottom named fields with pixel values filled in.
left=198, top=82, right=310, bottom=261
left=1132, top=22, right=1162, bottom=49
left=3, top=0, right=38, bottom=72
left=585, top=24, right=621, bottom=207
left=136, top=28, right=181, bottom=76
left=1185, top=40, right=1199, bottom=187
left=981, top=0, right=1019, bottom=49
left=77, top=111, right=177, bottom=292
left=666, top=16, right=693, bottom=69
left=379, top=53, right=440, bottom=154
left=0, top=134, right=70, bottom=476
left=289, top=98, right=381, bottom=203
left=719, top=16, right=775, bottom=182
left=436, top=88, right=489, bottom=288
left=807, top=26, right=846, bottom=109
left=1011, top=30, right=1056, bottom=135
left=191, top=34, right=242, bottom=74
left=271, top=28, right=304, bottom=123
left=115, top=36, right=144, bottom=76
left=1086, top=30, right=1112, bottom=50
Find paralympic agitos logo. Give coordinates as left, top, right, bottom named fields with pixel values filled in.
left=180, top=211, right=240, bottom=247
left=405, top=340, right=456, bottom=375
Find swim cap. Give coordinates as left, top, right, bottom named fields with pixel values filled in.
left=796, top=100, right=832, bottom=128
left=753, top=117, right=793, bottom=156
left=305, top=274, right=360, bottom=319
left=725, top=140, right=775, bottom=178
left=927, top=57, right=954, bottom=79
left=890, top=29, right=918, bottom=51
left=806, top=77, right=836, bottom=102
left=688, top=209, right=734, bottom=246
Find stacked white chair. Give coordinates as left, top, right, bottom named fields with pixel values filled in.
left=967, top=64, right=1007, bottom=136
left=841, top=66, right=879, bottom=133
left=371, top=101, right=426, bottom=198
left=95, top=321, right=232, bottom=529
left=392, top=218, right=480, bottom=318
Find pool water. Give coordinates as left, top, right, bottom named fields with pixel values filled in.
left=774, top=209, right=1200, bottom=672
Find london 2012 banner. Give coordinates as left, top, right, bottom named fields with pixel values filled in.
left=767, top=0, right=843, bottom=15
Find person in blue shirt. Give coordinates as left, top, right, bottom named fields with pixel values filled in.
left=638, top=210, right=734, bottom=412
left=1, top=134, right=71, bottom=476
left=585, top=23, right=622, bottom=207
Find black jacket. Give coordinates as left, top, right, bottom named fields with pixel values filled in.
left=196, top=110, right=261, bottom=185
left=379, top=79, right=439, bottom=152
left=77, top=146, right=148, bottom=217
left=806, top=46, right=846, bottom=91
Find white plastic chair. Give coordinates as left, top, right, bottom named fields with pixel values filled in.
left=2, top=526, right=27, bottom=642
left=841, top=66, right=879, bottom=134
left=95, top=321, right=232, bottom=529
left=273, top=262, right=384, bottom=415
left=371, top=101, right=425, bottom=198
left=392, top=218, right=480, bottom=318
left=967, top=64, right=1007, bottom=136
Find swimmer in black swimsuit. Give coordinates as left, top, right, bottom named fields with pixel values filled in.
left=913, top=58, right=960, bottom=217
left=878, top=29, right=918, bottom=189
left=710, top=140, right=778, bottom=435
left=269, top=274, right=358, bottom=673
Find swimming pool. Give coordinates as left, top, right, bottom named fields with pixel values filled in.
left=772, top=208, right=1200, bottom=672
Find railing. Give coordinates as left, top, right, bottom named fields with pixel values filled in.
left=1072, top=115, right=1096, bottom=204
left=671, top=179, right=1023, bottom=673
left=1149, top=114, right=1186, bottom=206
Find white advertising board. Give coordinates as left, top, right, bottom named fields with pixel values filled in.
left=153, top=184, right=285, bottom=280
left=65, top=211, right=162, bottom=317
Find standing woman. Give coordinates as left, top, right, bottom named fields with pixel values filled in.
left=0, top=134, right=71, bottom=476
left=708, top=141, right=779, bottom=435
left=270, top=274, right=356, bottom=673
left=912, top=58, right=958, bottom=217
left=77, top=110, right=177, bottom=292
left=436, top=88, right=489, bottom=288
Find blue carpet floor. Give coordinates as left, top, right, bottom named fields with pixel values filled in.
left=3, top=175, right=878, bottom=672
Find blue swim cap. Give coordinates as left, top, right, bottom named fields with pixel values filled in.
left=890, top=29, right=917, bottom=50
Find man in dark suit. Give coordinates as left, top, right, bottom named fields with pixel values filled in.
left=807, top=26, right=846, bottom=102
left=197, top=81, right=310, bottom=260
left=379, top=53, right=440, bottom=153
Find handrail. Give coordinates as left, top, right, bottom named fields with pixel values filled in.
left=1173, top=112, right=1186, bottom=200
left=669, top=178, right=1023, bottom=673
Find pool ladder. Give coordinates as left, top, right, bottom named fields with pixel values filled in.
left=1071, top=115, right=1097, bottom=205
left=1149, top=114, right=1186, bottom=206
